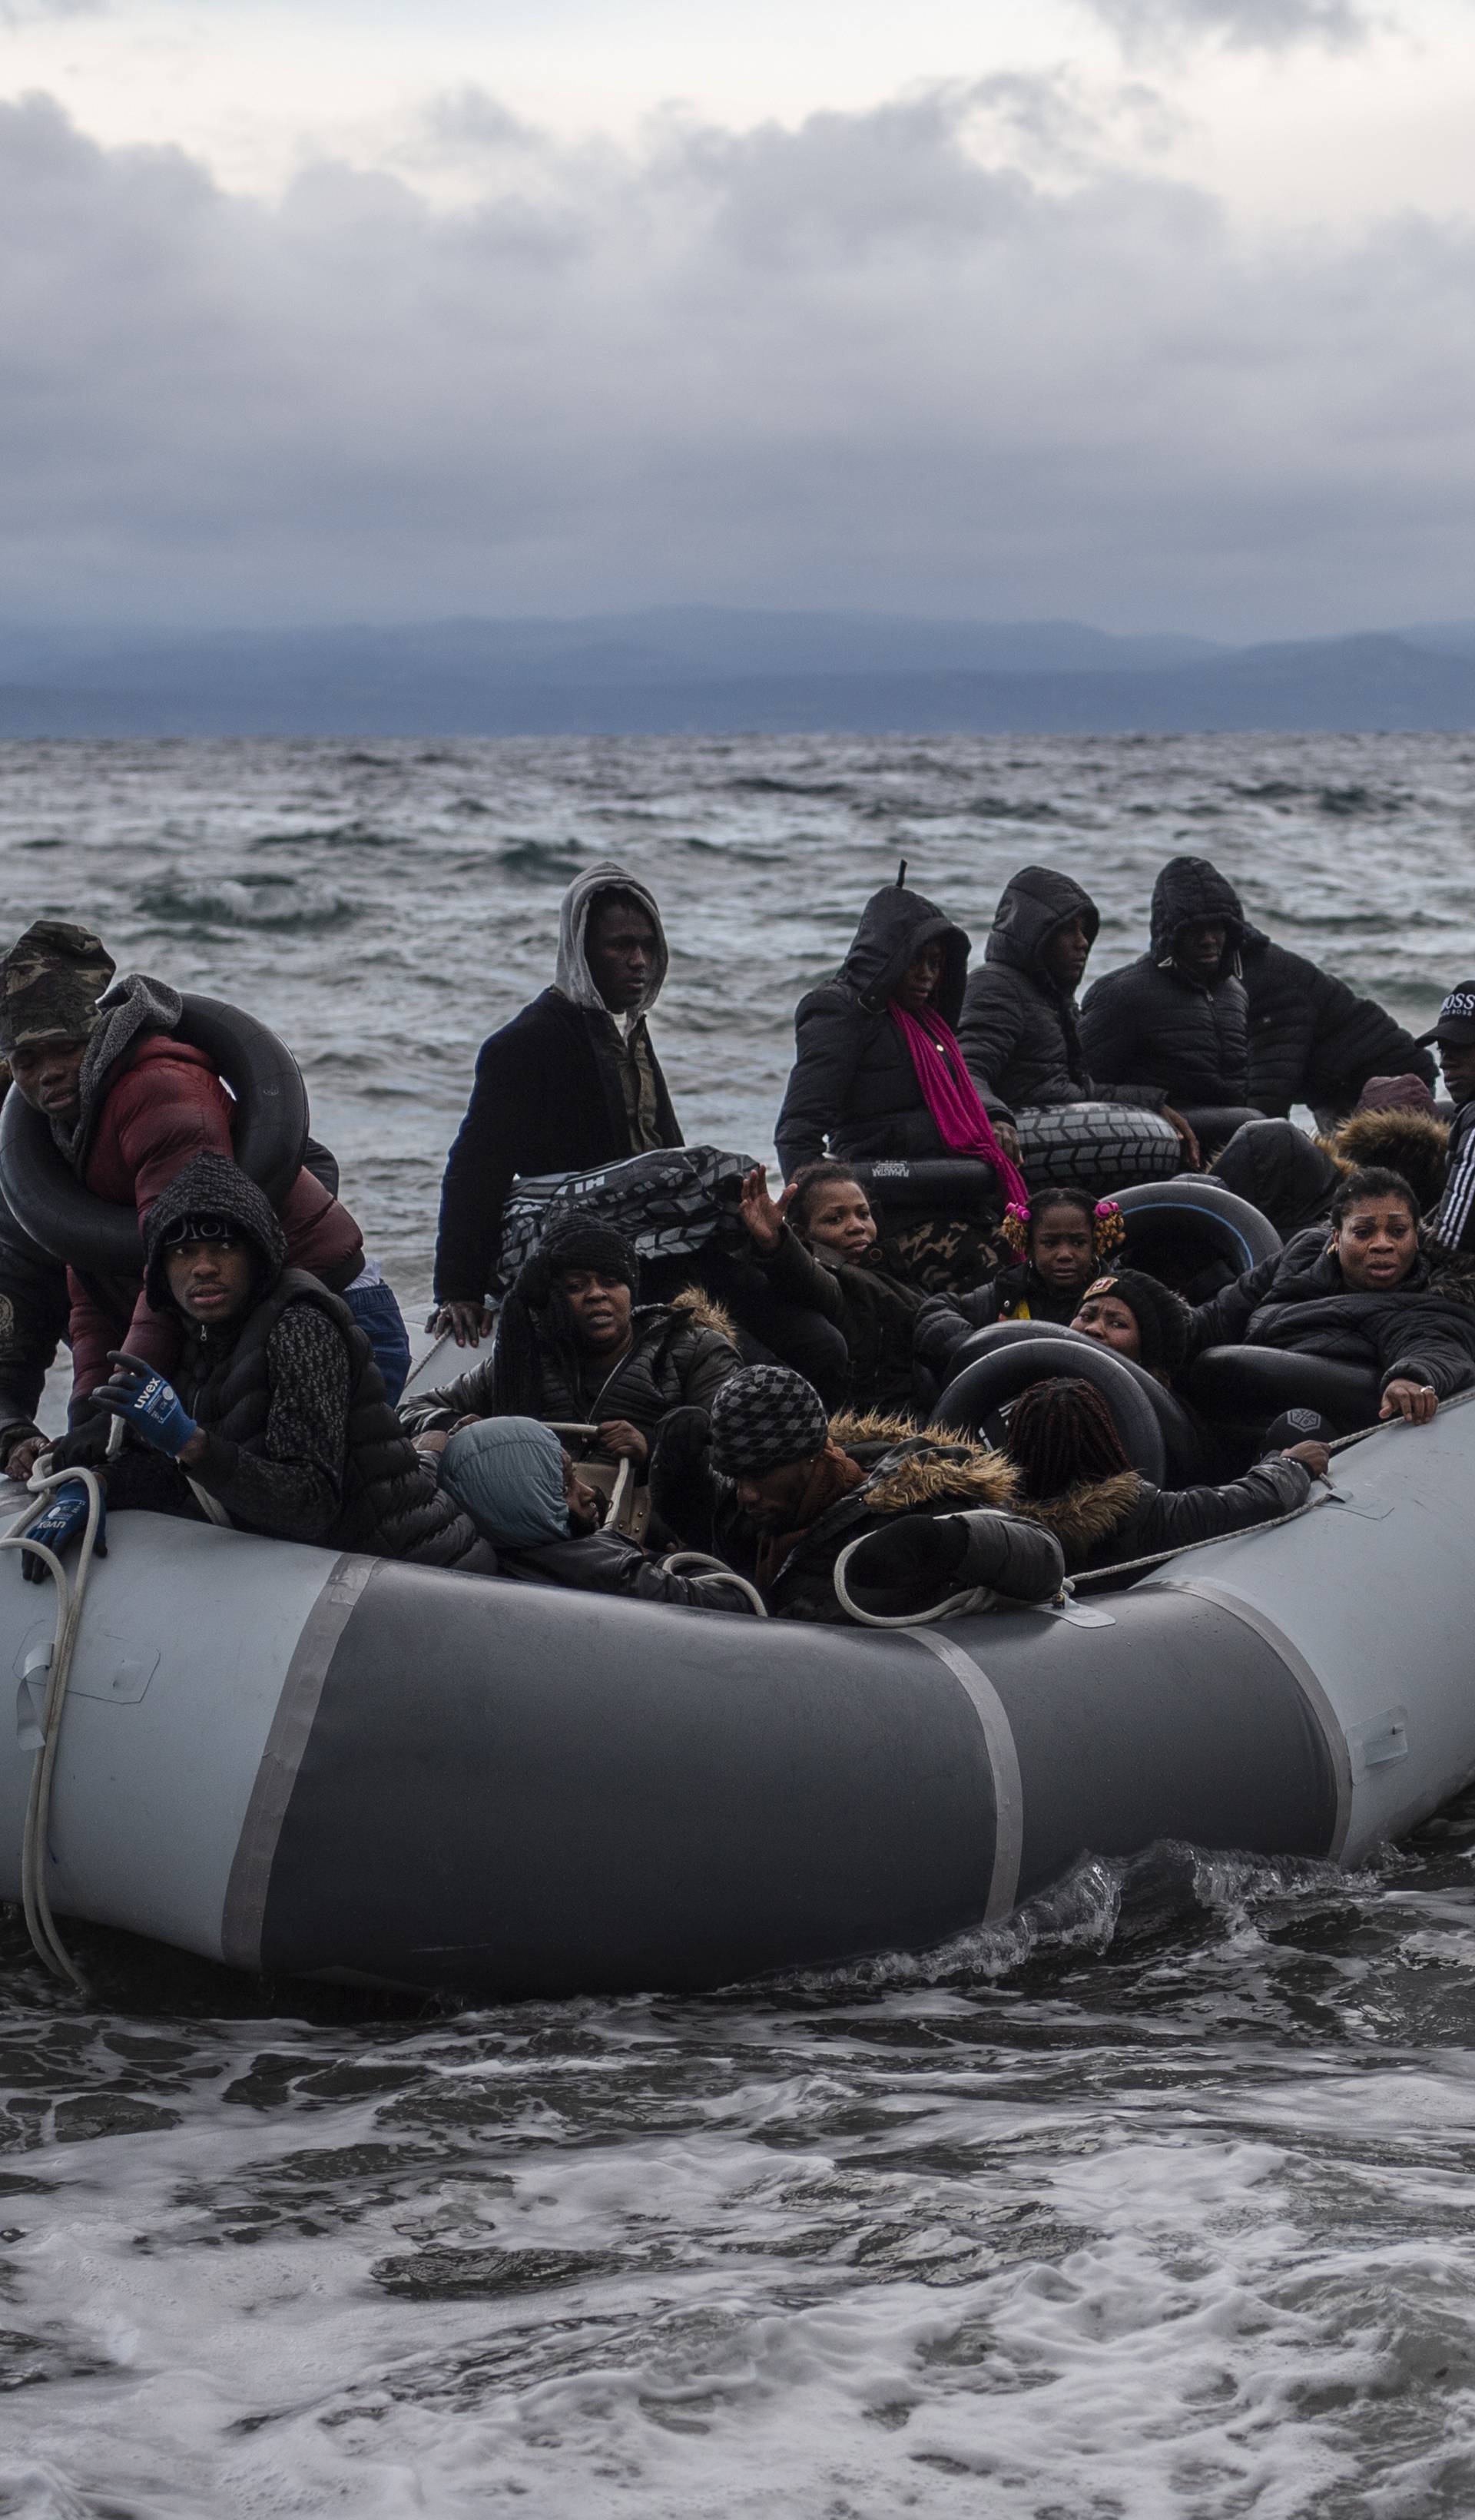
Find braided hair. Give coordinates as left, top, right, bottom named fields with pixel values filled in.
left=1005, top=1374, right=1132, bottom=1501
left=489, top=1210, right=640, bottom=1419
left=1000, top=1188, right=1125, bottom=1265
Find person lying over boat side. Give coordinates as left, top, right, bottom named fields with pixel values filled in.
left=733, top=1161, right=927, bottom=1419
left=80, top=1152, right=492, bottom=1567
left=912, top=1189, right=1128, bottom=1385
left=1003, top=1374, right=1324, bottom=1580
left=649, top=1364, right=1062, bottom=1624
left=403, top=1213, right=738, bottom=1473
left=0, top=920, right=406, bottom=1460
left=428, top=1414, right=754, bottom=1611
left=1188, top=1165, right=1475, bottom=1424
left=773, top=874, right=1025, bottom=1187
left=1078, top=857, right=1263, bottom=1159
left=956, top=865, right=1202, bottom=1169
left=1070, top=1267, right=1194, bottom=1391
left=1420, top=987, right=1475, bottom=1261
left=432, top=863, right=683, bottom=1349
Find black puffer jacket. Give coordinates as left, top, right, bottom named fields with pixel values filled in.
left=1189, top=1224, right=1475, bottom=1399
left=651, top=1408, right=1062, bottom=1623
left=744, top=1225, right=926, bottom=1416
left=1241, top=929, right=1437, bottom=1121
left=774, top=884, right=1006, bottom=1181
left=1079, top=857, right=1251, bottom=1109
left=957, top=867, right=1164, bottom=1114
left=141, top=1155, right=486, bottom=1565
left=402, top=1292, right=739, bottom=1466
left=0, top=1202, right=70, bottom=1461
left=1017, top=1455, right=1311, bottom=1577
left=1211, top=1120, right=1341, bottom=1238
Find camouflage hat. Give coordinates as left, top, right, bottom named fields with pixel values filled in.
left=0, top=920, right=115, bottom=1054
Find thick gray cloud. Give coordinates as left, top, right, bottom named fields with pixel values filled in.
left=1079, top=0, right=1371, bottom=48
left=0, top=82, right=1472, bottom=634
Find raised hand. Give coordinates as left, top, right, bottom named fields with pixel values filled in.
left=738, top=1164, right=793, bottom=1255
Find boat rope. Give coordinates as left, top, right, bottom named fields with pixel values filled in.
left=658, top=1553, right=769, bottom=1616
left=830, top=1535, right=997, bottom=1629
left=0, top=1451, right=116, bottom=1992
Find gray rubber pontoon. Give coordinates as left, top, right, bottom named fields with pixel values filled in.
left=1, top=1402, right=1468, bottom=1996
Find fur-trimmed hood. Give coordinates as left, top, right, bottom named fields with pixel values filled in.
left=671, top=1283, right=738, bottom=1342
left=830, top=1408, right=1019, bottom=1511
left=1323, top=1106, right=1450, bottom=1216
left=1013, top=1469, right=1144, bottom=1550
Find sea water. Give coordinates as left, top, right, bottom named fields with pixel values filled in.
left=2, top=730, right=1475, bottom=2515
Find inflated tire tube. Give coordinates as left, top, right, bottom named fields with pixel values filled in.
left=847, top=1158, right=999, bottom=1222
left=1014, top=1101, right=1181, bottom=1195
left=943, top=1318, right=1205, bottom=1485
left=0, top=996, right=309, bottom=1275
left=929, top=1331, right=1167, bottom=1484
left=1112, top=1177, right=1281, bottom=1285
left=1188, top=1345, right=1382, bottom=1437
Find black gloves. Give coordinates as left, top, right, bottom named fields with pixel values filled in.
left=44, top=1414, right=115, bottom=1474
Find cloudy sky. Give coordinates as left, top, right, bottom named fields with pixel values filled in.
left=3, top=0, right=1474, bottom=635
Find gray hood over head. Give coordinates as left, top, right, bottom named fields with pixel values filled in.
left=554, top=862, right=670, bottom=1019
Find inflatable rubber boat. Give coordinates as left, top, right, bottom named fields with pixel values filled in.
left=2, top=1391, right=1469, bottom=1998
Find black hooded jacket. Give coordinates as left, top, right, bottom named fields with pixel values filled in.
left=1210, top=1119, right=1341, bottom=1238
left=774, top=884, right=1006, bottom=1181
left=139, top=1153, right=486, bottom=1565
left=1240, top=929, right=1437, bottom=1121
left=1079, top=857, right=1252, bottom=1110
left=1188, top=1223, right=1475, bottom=1400
left=1017, top=1455, right=1311, bottom=1577
left=957, top=867, right=1164, bottom=1114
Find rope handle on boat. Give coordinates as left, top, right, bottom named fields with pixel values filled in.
left=830, top=1533, right=996, bottom=1629
left=658, top=1553, right=769, bottom=1616
left=0, top=1420, right=127, bottom=1991
left=1066, top=1398, right=1471, bottom=1588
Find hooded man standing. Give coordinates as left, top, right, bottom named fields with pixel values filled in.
left=1079, top=857, right=1263, bottom=1156
left=433, top=863, right=682, bottom=1346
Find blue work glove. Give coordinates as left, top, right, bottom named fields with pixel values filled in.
left=94, top=1351, right=198, bottom=1459
left=21, top=1480, right=106, bottom=1584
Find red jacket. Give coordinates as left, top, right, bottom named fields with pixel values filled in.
left=68, top=1032, right=364, bottom=1401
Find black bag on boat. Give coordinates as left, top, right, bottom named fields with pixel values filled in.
left=497, top=1145, right=761, bottom=1287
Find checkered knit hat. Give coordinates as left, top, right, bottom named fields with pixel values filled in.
left=709, top=1365, right=830, bottom=1479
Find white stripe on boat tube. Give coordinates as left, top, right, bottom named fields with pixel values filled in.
left=1165, top=1577, right=1354, bottom=1862
left=220, top=1553, right=373, bottom=1971
left=907, top=1627, right=1023, bottom=1921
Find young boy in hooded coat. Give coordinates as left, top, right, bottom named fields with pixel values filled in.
left=91, top=1152, right=490, bottom=1567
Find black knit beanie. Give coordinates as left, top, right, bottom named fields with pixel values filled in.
left=710, top=1366, right=830, bottom=1480
left=516, top=1212, right=640, bottom=1311
left=1082, top=1268, right=1191, bottom=1381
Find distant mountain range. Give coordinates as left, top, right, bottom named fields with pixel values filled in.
left=2, top=609, right=1475, bottom=736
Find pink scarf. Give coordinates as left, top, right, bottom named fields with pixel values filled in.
left=890, top=1003, right=1030, bottom=1211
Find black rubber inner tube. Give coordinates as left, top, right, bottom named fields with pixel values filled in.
left=1188, top=1345, right=1382, bottom=1437
left=945, top=1318, right=1205, bottom=1484
left=1112, top=1176, right=1281, bottom=1298
left=844, top=1157, right=999, bottom=1221
left=929, top=1330, right=1167, bottom=1484
left=0, top=995, right=309, bottom=1275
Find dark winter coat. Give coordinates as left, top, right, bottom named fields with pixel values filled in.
left=141, top=1156, right=486, bottom=1566
left=745, top=1225, right=926, bottom=1416
left=1189, top=1223, right=1475, bottom=1400
left=433, top=987, right=682, bottom=1306
left=68, top=1027, right=363, bottom=1401
left=1210, top=1120, right=1341, bottom=1238
left=957, top=867, right=1164, bottom=1114
left=1079, top=857, right=1251, bottom=1111
left=0, top=1199, right=70, bottom=1461
left=491, top=1526, right=754, bottom=1613
left=1241, top=929, right=1437, bottom=1121
left=1325, top=1105, right=1450, bottom=1222
left=402, top=1290, right=739, bottom=1466
left=774, top=884, right=1007, bottom=1182
left=650, top=1407, right=1063, bottom=1624
left=1017, top=1454, right=1311, bottom=1576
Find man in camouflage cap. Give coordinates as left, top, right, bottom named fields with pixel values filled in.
left=0, top=920, right=115, bottom=1137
